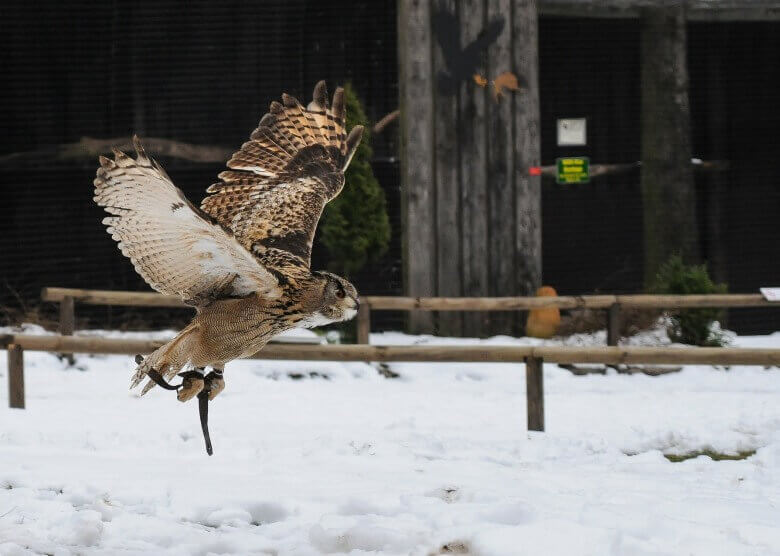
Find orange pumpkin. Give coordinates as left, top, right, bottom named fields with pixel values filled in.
left=526, top=286, right=561, bottom=339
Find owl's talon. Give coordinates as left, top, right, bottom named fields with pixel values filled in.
left=204, top=370, right=225, bottom=400
left=177, top=370, right=205, bottom=402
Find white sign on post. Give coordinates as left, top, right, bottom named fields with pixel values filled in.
left=760, top=287, right=780, bottom=301
left=557, top=118, right=587, bottom=146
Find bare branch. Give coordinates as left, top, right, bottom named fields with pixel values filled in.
left=0, top=136, right=234, bottom=166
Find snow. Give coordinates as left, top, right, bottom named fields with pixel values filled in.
left=1, top=325, right=779, bottom=555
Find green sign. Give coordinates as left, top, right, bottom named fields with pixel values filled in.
left=556, top=157, right=590, bottom=184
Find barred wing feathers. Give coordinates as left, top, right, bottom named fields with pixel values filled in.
left=94, top=137, right=281, bottom=305
left=201, top=81, right=364, bottom=268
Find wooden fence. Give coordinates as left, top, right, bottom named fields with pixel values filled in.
left=3, top=333, right=780, bottom=431
left=7, top=287, right=773, bottom=431
left=42, top=287, right=777, bottom=346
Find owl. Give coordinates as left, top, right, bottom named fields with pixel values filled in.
left=94, top=82, right=364, bottom=452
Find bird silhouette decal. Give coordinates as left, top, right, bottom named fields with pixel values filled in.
left=432, top=9, right=505, bottom=96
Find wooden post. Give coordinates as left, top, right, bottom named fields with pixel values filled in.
left=356, top=303, right=371, bottom=345
left=59, top=295, right=75, bottom=365
left=525, top=355, right=544, bottom=431
left=607, top=303, right=622, bottom=346
left=399, top=0, right=436, bottom=334
left=60, top=296, right=75, bottom=336
left=8, top=344, right=25, bottom=409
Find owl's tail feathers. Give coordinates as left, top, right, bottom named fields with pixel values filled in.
left=131, top=323, right=199, bottom=395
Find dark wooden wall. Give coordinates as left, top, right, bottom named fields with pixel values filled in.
left=399, top=0, right=542, bottom=336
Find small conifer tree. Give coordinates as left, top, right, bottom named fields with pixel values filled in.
left=319, top=83, right=391, bottom=278
left=650, top=255, right=729, bottom=346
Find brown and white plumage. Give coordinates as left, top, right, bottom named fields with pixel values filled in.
left=94, top=139, right=281, bottom=305
left=201, top=80, right=363, bottom=268
left=94, top=81, right=363, bottom=396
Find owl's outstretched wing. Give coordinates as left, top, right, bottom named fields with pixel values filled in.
left=94, top=136, right=282, bottom=305
left=200, top=81, right=364, bottom=270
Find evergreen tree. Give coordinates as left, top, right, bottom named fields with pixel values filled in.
left=319, top=83, right=391, bottom=278
left=650, top=255, right=729, bottom=346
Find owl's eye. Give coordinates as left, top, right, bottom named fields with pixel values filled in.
left=336, top=285, right=346, bottom=299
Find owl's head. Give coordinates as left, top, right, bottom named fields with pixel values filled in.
left=300, top=271, right=359, bottom=327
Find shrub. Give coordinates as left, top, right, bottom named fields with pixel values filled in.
left=318, top=83, right=391, bottom=279
left=650, top=255, right=729, bottom=346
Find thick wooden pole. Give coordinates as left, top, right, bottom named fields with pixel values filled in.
left=487, top=0, right=516, bottom=335
left=459, top=0, right=490, bottom=337
left=525, top=356, right=544, bottom=431
left=640, top=5, right=698, bottom=285
left=8, top=344, right=24, bottom=409
left=399, top=0, right=436, bottom=334
left=513, top=0, right=542, bottom=328
left=433, top=0, right=463, bottom=337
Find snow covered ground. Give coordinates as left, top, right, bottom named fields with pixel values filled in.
left=1, top=324, right=779, bottom=555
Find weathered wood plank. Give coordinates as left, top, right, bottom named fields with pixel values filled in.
left=486, top=0, right=516, bottom=335
left=459, top=0, right=491, bottom=338
left=433, top=0, right=463, bottom=337
left=512, top=0, right=542, bottom=331
left=399, top=0, right=436, bottom=333
left=525, top=356, right=544, bottom=431
left=8, top=344, right=24, bottom=409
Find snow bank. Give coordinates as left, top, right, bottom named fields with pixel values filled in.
left=1, top=327, right=779, bottom=554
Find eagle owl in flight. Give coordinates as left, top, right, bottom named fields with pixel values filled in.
left=94, top=81, right=363, bottom=406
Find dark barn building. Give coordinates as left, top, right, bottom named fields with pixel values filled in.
left=1, top=0, right=779, bottom=334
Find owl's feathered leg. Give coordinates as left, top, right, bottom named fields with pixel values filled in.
left=131, top=322, right=200, bottom=394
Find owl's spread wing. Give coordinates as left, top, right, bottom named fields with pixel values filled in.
left=94, top=137, right=282, bottom=305
left=200, top=81, right=364, bottom=269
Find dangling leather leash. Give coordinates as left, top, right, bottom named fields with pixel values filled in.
left=146, top=369, right=215, bottom=456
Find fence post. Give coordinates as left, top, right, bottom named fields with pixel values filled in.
left=525, top=356, right=544, bottom=431
left=356, top=303, right=371, bottom=344
left=8, top=344, right=25, bottom=409
left=59, top=296, right=75, bottom=364
left=607, top=303, right=622, bottom=346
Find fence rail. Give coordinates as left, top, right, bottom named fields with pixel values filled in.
left=4, top=333, right=780, bottom=429
left=41, top=287, right=779, bottom=346
left=41, top=287, right=772, bottom=309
